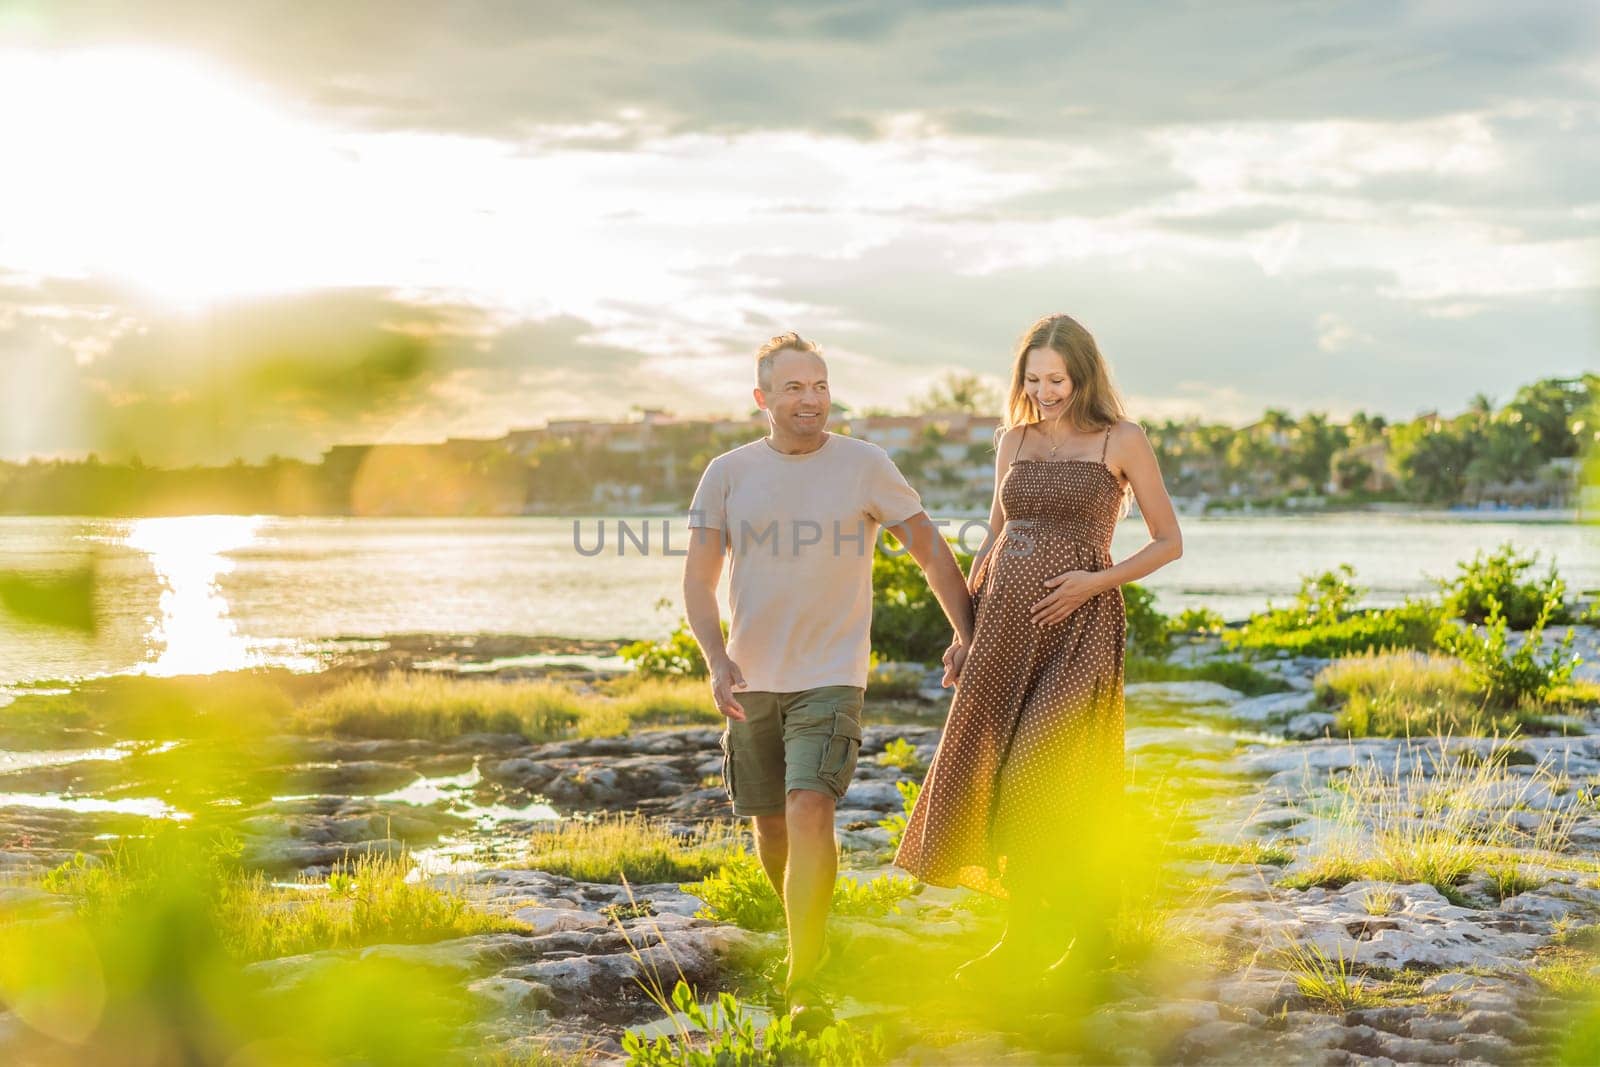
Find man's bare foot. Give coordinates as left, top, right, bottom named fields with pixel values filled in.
left=784, top=976, right=835, bottom=1036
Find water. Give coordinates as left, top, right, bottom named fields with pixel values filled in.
left=1, top=513, right=1594, bottom=690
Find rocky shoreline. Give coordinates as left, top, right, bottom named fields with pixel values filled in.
left=2, top=628, right=1599, bottom=1063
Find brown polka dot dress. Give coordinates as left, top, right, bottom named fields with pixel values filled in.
left=894, top=423, right=1127, bottom=897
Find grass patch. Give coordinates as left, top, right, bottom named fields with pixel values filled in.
left=1277, top=741, right=1578, bottom=906
left=1530, top=950, right=1600, bottom=998
left=1276, top=939, right=1379, bottom=1012
left=1360, top=886, right=1402, bottom=916
left=1179, top=839, right=1296, bottom=868
left=296, top=671, right=720, bottom=741
left=1315, top=649, right=1539, bottom=738
left=522, top=814, right=743, bottom=884
left=33, top=835, right=523, bottom=963
left=1125, top=654, right=1291, bottom=696
left=296, top=672, right=586, bottom=740
left=1486, top=861, right=1543, bottom=902
left=219, top=850, right=523, bottom=961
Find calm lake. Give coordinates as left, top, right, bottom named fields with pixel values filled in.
left=1, top=513, right=1595, bottom=690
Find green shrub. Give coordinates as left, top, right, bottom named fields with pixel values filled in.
left=684, top=853, right=786, bottom=932
left=1435, top=587, right=1580, bottom=707
left=1225, top=592, right=1443, bottom=660
left=619, top=619, right=723, bottom=679
left=871, top=537, right=973, bottom=664
left=1122, top=582, right=1171, bottom=659
left=833, top=874, right=921, bottom=917
left=684, top=854, right=923, bottom=930
left=1439, top=542, right=1573, bottom=629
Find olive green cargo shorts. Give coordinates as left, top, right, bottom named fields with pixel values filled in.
left=718, top=685, right=864, bottom=817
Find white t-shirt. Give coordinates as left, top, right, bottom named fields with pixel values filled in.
left=687, top=432, right=924, bottom=692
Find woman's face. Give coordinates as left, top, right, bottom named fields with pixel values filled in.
left=1023, top=346, right=1072, bottom=418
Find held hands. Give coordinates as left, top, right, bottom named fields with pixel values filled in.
left=940, top=639, right=968, bottom=688
left=1030, top=570, right=1102, bottom=626
left=709, top=656, right=749, bottom=721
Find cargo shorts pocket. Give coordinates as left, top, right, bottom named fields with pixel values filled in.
left=815, top=710, right=863, bottom=795
left=718, top=731, right=735, bottom=802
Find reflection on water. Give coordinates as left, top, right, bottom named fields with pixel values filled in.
left=0, top=792, right=189, bottom=819
left=0, top=740, right=180, bottom=772
left=373, top=763, right=562, bottom=826
left=126, top=516, right=263, bottom=676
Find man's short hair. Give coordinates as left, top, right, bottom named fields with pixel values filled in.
left=755, top=332, right=822, bottom=391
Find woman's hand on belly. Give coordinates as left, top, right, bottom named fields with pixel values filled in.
left=1029, top=569, right=1104, bottom=626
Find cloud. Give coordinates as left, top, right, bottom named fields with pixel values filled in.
left=0, top=3, right=1596, bottom=464
left=13, top=1, right=1598, bottom=141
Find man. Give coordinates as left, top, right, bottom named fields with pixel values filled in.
left=682, top=332, right=974, bottom=1028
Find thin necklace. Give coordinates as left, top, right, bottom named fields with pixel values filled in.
left=1040, top=418, right=1070, bottom=457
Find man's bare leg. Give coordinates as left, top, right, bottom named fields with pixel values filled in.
left=783, top=788, right=837, bottom=991
left=752, top=813, right=788, bottom=899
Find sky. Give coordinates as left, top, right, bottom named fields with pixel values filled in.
left=0, top=0, right=1597, bottom=465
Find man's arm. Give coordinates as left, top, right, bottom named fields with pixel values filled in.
left=682, top=525, right=747, bottom=720
left=886, top=511, right=974, bottom=646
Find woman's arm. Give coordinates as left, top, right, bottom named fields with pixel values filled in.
left=1095, top=419, right=1183, bottom=589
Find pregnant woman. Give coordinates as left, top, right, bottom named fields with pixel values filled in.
left=894, top=312, right=1184, bottom=989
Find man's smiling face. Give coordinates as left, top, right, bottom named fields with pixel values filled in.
left=758, top=348, right=830, bottom=439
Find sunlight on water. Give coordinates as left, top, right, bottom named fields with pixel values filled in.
left=0, top=739, right=180, bottom=772
left=0, top=792, right=190, bottom=819
left=126, top=515, right=264, bottom=676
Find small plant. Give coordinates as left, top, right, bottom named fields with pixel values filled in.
left=875, top=737, right=925, bottom=775
left=1486, top=862, right=1542, bottom=902
left=683, top=853, right=786, bottom=932
left=1316, top=649, right=1534, bottom=738
left=685, top=855, right=922, bottom=930
left=1277, top=742, right=1579, bottom=907
left=877, top=779, right=922, bottom=851
left=1193, top=839, right=1295, bottom=867
left=1279, top=939, right=1376, bottom=1012
left=621, top=979, right=885, bottom=1066
left=833, top=874, right=920, bottom=917
left=601, top=900, right=657, bottom=922
left=1360, top=887, right=1402, bottom=917
left=1171, top=606, right=1226, bottom=636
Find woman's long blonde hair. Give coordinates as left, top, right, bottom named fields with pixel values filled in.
left=1003, top=313, right=1126, bottom=433
left=1000, top=313, right=1134, bottom=517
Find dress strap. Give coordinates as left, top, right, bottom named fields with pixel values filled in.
left=1100, top=424, right=1112, bottom=466
left=1018, top=422, right=1028, bottom=455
